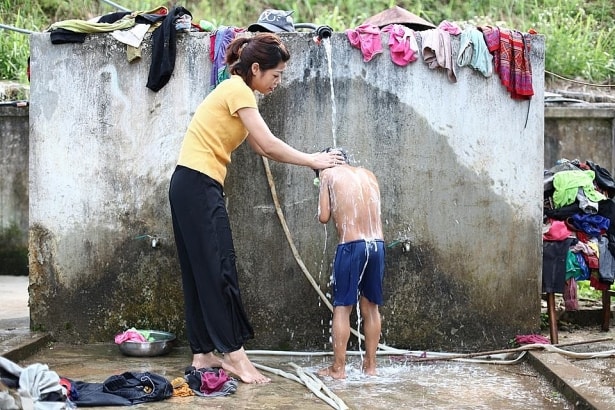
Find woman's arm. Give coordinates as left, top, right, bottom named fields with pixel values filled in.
left=240, top=107, right=344, bottom=169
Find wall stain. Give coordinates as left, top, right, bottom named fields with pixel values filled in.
left=29, top=179, right=185, bottom=344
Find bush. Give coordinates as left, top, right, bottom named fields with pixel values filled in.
left=530, top=0, right=615, bottom=83
left=0, top=2, right=40, bottom=82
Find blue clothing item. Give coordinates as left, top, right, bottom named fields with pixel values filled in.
left=575, top=252, right=591, bottom=281
left=71, top=380, right=133, bottom=406
left=102, top=372, right=172, bottom=404
left=210, top=27, right=236, bottom=90
left=569, top=213, right=610, bottom=237
left=598, top=236, right=615, bottom=284
left=332, top=239, right=385, bottom=306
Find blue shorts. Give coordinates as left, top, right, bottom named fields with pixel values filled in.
left=332, top=239, right=385, bottom=306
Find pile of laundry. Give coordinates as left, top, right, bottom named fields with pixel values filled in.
left=543, top=158, right=615, bottom=309
left=0, top=355, right=237, bottom=409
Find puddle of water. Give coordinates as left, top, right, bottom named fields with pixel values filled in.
left=20, top=345, right=572, bottom=409
left=292, top=355, right=572, bottom=409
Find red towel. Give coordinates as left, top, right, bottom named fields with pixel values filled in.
left=515, top=334, right=551, bottom=345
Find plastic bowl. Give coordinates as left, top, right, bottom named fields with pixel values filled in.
left=118, top=330, right=176, bottom=357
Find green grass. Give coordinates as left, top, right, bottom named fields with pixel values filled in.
left=578, top=279, right=603, bottom=300
left=1, top=0, right=614, bottom=84
left=0, top=0, right=43, bottom=82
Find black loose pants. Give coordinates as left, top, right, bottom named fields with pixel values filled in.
left=169, top=166, right=254, bottom=354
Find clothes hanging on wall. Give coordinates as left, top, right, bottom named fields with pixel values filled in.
left=344, top=21, right=534, bottom=98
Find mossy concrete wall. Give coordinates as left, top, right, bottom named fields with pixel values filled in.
left=28, top=30, right=545, bottom=351
left=545, top=106, right=615, bottom=170
left=0, top=103, right=29, bottom=275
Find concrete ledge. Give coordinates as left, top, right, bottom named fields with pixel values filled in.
left=0, top=328, right=52, bottom=362
left=527, top=350, right=613, bottom=410
left=545, top=105, right=615, bottom=119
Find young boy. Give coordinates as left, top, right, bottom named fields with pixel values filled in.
left=315, top=148, right=385, bottom=379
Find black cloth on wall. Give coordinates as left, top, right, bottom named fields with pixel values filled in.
left=146, top=6, right=192, bottom=92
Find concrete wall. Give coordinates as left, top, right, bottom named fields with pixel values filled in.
left=0, top=104, right=29, bottom=275
left=545, top=106, right=615, bottom=171
left=28, top=30, right=545, bottom=351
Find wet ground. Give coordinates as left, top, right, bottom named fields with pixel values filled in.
left=2, top=275, right=615, bottom=409
left=19, top=343, right=573, bottom=409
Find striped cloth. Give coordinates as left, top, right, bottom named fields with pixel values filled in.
left=481, top=26, right=534, bottom=100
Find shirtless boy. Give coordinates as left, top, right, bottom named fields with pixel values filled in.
left=315, top=148, right=385, bottom=379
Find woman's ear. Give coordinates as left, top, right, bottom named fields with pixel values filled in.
left=251, top=62, right=260, bottom=75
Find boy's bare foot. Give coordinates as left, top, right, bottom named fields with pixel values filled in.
left=192, top=352, right=223, bottom=369
left=362, top=365, right=378, bottom=376
left=362, top=358, right=378, bottom=376
left=317, top=365, right=346, bottom=379
left=221, top=347, right=271, bottom=384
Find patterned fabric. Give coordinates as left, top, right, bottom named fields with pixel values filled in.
left=481, top=26, right=534, bottom=99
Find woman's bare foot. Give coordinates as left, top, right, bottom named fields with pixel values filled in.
left=317, top=365, right=346, bottom=379
left=192, top=352, right=223, bottom=369
left=221, top=347, right=271, bottom=384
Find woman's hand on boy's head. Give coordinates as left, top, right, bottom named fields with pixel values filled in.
left=311, top=150, right=346, bottom=170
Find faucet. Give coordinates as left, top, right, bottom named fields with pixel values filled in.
left=314, top=25, right=333, bottom=40
left=135, top=234, right=162, bottom=248
left=294, top=23, right=334, bottom=44
left=387, top=239, right=412, bottom=252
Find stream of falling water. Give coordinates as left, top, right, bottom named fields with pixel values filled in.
left=323, top=37, right=337, bottom=148
left=321, top=36, right=365, bottom=362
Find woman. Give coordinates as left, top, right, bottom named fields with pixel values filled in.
left=169, top=33, right=344, bottom=384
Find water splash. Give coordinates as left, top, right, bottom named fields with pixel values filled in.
left=300, top=358, right=571, bottom=409
left=323, top=37, right=337, bottom=148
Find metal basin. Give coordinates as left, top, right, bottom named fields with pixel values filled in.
left=117, top=330, right=176, bottom=357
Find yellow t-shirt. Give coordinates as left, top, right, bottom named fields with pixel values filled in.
left=177, top=75, right=257, bottom=186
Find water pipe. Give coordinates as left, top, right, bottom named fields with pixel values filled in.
left=247, top=349, right=529, bottom=365
left=0, top=101, right=28, bottom=108
left=99, top=0, right=131, bottom=12
left=0, top=23, right=35, bottom=34
left=252, top=362, right=349, bottom=410
left=294, top=23, right=334, bottom=44
left=247, top=340, right=615, bottom=410
left=294, top=23, right=317, bottom=31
